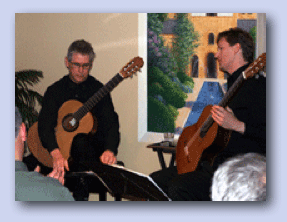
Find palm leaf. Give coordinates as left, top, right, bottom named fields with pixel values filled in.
left=16, top=70, right=43, bottom=86
left=15, top=70, right=43, bottom=129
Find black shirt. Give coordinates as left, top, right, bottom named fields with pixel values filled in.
left=213, top=64, right=266, bottom=169
left=38, top=75, right=120, bottom=155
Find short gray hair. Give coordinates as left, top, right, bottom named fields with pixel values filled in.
left=67, top=39, right=96, bottom=63
left=15, top=107, right=23, bottom=138
left=211, top=153, right=266, bottom=201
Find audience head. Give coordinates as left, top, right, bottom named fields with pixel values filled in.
left=15, top=107, right=26, bottom=161
left=15, top=107, right=22, bottom=138
left=211, top=153, right=266, bottom=201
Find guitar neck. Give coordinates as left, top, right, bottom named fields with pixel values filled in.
left=73, top=73, right=124, bottom=120
left=218, top=73, right=245, bottom=108
left=200, top=73, right=245, bottom=137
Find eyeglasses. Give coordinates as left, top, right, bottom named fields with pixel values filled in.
left=70, top=62, right=91, bottom=70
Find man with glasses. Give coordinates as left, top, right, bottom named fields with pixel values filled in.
left=36, top=39, right=120, bottom=200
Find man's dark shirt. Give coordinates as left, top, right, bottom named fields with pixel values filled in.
left=38, top=75, right=120, bottom=155
left=213, top=64, right=266, bottom=169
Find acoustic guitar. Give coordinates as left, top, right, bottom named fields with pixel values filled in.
left=27, top=57, right=144, bottom=168
left=176, top=53, right=266, bottom=174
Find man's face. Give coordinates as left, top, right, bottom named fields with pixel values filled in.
left=215, top=37, right=237, bottom=74
left=65, top=52, right=92, bottom=84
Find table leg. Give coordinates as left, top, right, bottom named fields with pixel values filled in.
left=169, top=153, right=175, bottom=168
left=156, top=150, right=166, bottom=169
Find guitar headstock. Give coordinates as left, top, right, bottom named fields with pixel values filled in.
left=119, top=56, right=144, bottom=78
left=243, top=53, right=266, bottom=79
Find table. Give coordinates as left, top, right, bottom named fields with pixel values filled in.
left=147, top=142, right=176, bottom=169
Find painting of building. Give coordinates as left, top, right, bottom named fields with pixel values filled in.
left=161, top=13, right=257, bottom=79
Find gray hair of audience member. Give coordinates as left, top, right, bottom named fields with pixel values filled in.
left=15, top=107, right=23, bottom=139
left=211, top=153, right=266, bottom=201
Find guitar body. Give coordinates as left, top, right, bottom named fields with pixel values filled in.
left=56, top=100, right=94, bottom=162
left=28, top=122, right=54, bottom=168
left=28, top=100, right=94, bottom=168
left=176, top=105, right=231, bottom=174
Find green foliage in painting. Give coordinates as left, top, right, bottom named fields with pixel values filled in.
left=148, top=96, right=175, bottom=133
left=249, top=26, right=257, bottom=58
left=147, top=13, right=196, bottom=133
left=172, top=13, right=200, bottom=73
left=148, top=67, right=186, bottom=109
left=177, top=71, right=194, bottom=89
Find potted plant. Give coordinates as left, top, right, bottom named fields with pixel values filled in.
left=15, top=70, right=43, bottom=129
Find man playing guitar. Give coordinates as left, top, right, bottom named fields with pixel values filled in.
left=150, top=28, right=266, bottom=201
left=37, top=40, right=120, bottom=200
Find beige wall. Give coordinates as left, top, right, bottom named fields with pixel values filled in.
left=15, top=13, right=162, bottom=179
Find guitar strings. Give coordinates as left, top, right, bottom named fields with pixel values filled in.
left=73, top=74, right=124, bottom=121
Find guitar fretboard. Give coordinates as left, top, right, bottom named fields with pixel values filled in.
left=73, top=73, right=124, bottom=120
left=200, top=73, right=245, bottom=137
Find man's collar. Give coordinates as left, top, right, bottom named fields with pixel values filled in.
left=228, top=63, right=250, bottom=83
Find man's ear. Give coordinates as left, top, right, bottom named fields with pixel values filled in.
left=89, top=62, right=93, bottom=71
left=20, top=123, right=26, bottom=142
left=233, top=43, right=241, bottom=53
left=64, top=57, right=69, bottom=68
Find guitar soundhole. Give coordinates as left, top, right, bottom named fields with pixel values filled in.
left=62, top=114, right=79, bottom=132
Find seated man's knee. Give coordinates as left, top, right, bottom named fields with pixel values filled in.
left=168, top=173, right=211, bottom=201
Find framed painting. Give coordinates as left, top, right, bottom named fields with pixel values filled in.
left=138, top=13, right=266, bottom=143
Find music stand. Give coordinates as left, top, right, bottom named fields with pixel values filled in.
left=80, top=161, right=171, bottom=201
